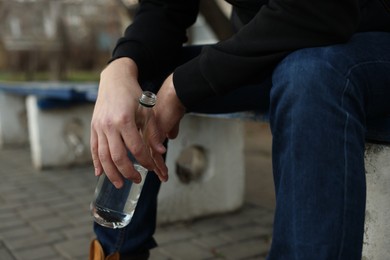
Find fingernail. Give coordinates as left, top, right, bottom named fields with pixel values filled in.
left=113, top=181, right=122, bottom=189
left=158, top=144, right=166, bottom=153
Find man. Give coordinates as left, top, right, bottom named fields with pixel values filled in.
left=89, top=0, right=390, bottom=259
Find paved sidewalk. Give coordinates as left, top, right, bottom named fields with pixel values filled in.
left=0, top=122, right=275, bottom=260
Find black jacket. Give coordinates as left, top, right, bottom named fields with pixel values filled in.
left=112, top=0, right=390, bottom=109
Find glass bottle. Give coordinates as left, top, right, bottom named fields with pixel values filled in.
left=90, top=91, right=156, bottom=229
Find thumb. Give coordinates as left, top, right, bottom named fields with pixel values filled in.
left=167, top=122, right=180, bottom=139
left=144, top=117, right=166, bottom=154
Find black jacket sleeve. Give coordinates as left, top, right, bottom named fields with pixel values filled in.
left=173, top=0, right=361, bottom=108
left=111, top=0, right=200, bottom=81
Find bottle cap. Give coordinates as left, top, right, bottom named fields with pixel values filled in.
left=139, top=91, right=156, bottom=107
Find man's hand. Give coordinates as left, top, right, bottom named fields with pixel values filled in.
left=90, top=58, right=167, bottom=188
left=155, top=74, right=186, bottom=142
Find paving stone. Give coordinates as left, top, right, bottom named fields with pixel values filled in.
left=0, top=205, right=19, bottom=215
left=149, top=247, right=173, bottom=260
left=33, top=189, right=66, bottom=200
left=48, top=199, right=81, bottom=212
left=0, top=241, right=16, bottom=260
left=64, top=184, right=94, bottom=196
left=254, top=212, right=275, bottom=227
left=219, top=210, right=255, bottom=228
left=5, top=232, right=64, bottom=251
left=215, top=238, right=270, bottom=259
left=159, top=240, right=214, bottom=260
left=217, top=224, right=271, bottom=242
left=188, top=216, right=230, bottom=235
left=13, top=245, right=59, bottom=260
left=17, top=205, right=54, bottom=220
left=241, top=205, right=272, bottom=220
left=32, top=194, right=70, bottom=205
left=0, top=249, right=16, bottom=260
left=1, top=190, right=32, bottom=203
left=55, top=204, right=90, bottom=219
left=0, top=216, right=27, bottom=231
left=192, top=234, right=231, bottom=248
left=30, top=215, right=71, bottom=232
left=54, top=237, right=90, bottom=259
left=154, top=224, right=198, bottom=245
left=0, top=185, right=25, bottom=196
left=0, top=225, right=37, bottom=240
left=68, top=214, right=95, bottom=226
left=0, top=210, right=18, bottom=220
left=62, top=224, right=94, bottom=239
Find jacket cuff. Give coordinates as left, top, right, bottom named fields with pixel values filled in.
left=173, top=56, right=216, bottom=110
left=110, top=40, right=149, bottom=73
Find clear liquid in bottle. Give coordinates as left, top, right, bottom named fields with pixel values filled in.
left=91, top=164, right=148, bottom=229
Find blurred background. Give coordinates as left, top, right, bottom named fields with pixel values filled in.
left=0, top=0, right=139, bottom=82
left=0, top=0, right=232, bottom=82
left=0, top=1, right=275, bottom=259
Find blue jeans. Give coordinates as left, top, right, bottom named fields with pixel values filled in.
left=268, top=32, right=390, bottom=259
left=94, top=32, right=390, bottom=259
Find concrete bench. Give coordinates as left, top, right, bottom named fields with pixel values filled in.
left=0, top=82, right=97, bottom=169
left=158, top=112, right=390, bottom=259
left=158, top=112, right=267, bottom=224
left=363, top=117, right=390, bottom=258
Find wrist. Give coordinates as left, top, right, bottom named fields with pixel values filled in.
left=102, top=57, right=139, bottom=80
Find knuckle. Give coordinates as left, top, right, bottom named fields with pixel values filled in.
left=90, top=118, right=98, bottom=129
left=90, top=144, right=98, bottom=155
left=92, top=117, right=115, bottom=131
left=130, top=144, right=143, bottom=157
left=92, top=157, right=99, bottom=164
left=101, top=118, right=115, bottom=131
left=104, top=115, right=131, bottom=132
left=111, top=153, right=127, bottom=165
left=98, top=151, right=110, bottom=163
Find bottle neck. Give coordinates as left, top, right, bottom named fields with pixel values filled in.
left=136, top=91, right=156, bottom=132
left=139, top=91, right=156, bottom=108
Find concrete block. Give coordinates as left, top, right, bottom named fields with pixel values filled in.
left=362, top=143, right=390, bottom=259
left=157, top=114, right=246, bottom=224
left=26, top=95, right=94, bottom=169
left=0, top=92, right=28, bottom=147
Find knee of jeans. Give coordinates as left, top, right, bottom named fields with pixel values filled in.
left=270, top=48, right=345, bottom=108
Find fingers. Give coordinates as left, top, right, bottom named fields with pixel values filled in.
left=121, top=124, right=157, bottom=171
left=107, top=132, right=142, bottom=184
left=142, top=115, right=169, bottom=181
left=91, top=121, right=143, bottom=188
left=167, top=122, right=180, bottom=140
left=98, top=137, right=125, bottom=188
left=151, top=149, right=168, bottom=182
left=90, top=126, right=124, bottom=188
left=90, top=129, right=103, bottom=176
left=91, top=108, right=169, bottom=187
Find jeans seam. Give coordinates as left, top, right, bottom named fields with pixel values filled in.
left=336, top=76, right=351, bottom=259
left=114, top=228, right=126, bottom=253
left=337, top=59, right=380, bottom=258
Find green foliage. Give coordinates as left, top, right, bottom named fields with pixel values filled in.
left=0, top=70, right=100, bottom=82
